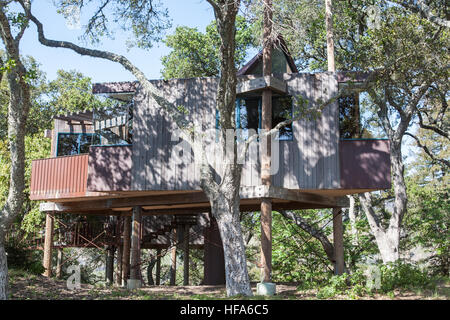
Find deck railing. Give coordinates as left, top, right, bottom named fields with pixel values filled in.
left=339, top=139, right=391, bottom=190
left=30, top=154, right=90, bottom=201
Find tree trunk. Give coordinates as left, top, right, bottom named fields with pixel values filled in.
left=360, top=137, right=406, bottom=264
left=325, top=0, right=336, bottom=72
left=347, top=195, right=358, bottom=245
left=212, top=194, right=252, bottom=297
left=0, top=241, right=8, bottom=300
left=359, top=193, right=400, bottom=263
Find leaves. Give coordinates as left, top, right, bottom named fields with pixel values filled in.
left=161, top=16, right=257, bottom=79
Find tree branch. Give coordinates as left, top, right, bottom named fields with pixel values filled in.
left=405, top=132, right=450, bottom=168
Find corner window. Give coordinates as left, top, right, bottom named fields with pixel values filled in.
left=339, top=93, right=361, bottom=139
left=272, top=96, right=293, bottom=140
left=217, top=96, right=293, bottom=141
left=57, top=133, right=101, bottom=157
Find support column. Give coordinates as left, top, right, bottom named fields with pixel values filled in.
left=128, top=206, right=142, bottom=289
left=170, top=228, right=177, bottom=286
left=105, top=245, right=115, bottom=285
left=122, top=215, right=131, bottom=287
left=333, top=208, right=345, bottom=275
left=260, top=199, right=272, bottom=283
left=155, top=248, right=161, bottom=285
left=116, top=242, right=123, bottom=286
left=257, top=0, right=275, bottom=297
left=183, top=224, right=190, bottom=286
left=43, top=213, right=54, bottom=278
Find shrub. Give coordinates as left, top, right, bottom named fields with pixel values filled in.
left=5, top=241, right=45, bottom=275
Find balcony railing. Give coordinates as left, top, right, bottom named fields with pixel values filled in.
left=339, top=139, right=391, bottom=190
left=30, top=154, right=90, bottom=201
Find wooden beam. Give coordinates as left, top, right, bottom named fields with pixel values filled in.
left=40, top=192, right=209, bottom=212
left=129, top=206, right=142, bottom=282
left=155, top=249, right=161, bottom=285
left=333, top=208, right=345, bottom=275
left=105, top=246, right=115, bottom=285
left=116, top=241, right=123, bottom=286
left=43, top=213, right=54, bottom=278
left=183, top=224, right=190, bottom=286
left=237, top=76, right=287, bottom=95
left=260, top=0, right=273, bottom=285
left=121, top=215, right=131, bottom=286
left=260, top=199, right=272, bottom=282
left=170, top=228, right=177, bottom=286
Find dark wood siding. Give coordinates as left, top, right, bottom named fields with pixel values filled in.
left=131, top=73, right=341, bottom=191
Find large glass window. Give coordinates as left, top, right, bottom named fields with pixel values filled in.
left=272, top=96, right=293, bottom=140
left=234, top=96, right=293, bottom=141
left=57, top=133, right=101, bottom=156
left=339, top=93, right=361, bottom=139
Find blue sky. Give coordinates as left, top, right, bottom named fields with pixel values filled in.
left=20, top=0, right=216, bottom=83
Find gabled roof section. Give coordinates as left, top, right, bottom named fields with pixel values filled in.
left=237, top=35, right=298, bottom=76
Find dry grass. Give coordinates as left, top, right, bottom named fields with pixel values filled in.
left=8, top=270, right=449, bottom=300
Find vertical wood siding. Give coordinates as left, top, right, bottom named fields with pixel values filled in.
left=131, top=73, right=340, bottom=191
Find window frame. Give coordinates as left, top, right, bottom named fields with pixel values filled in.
left=217, top=96, right=294, bottom=141
left=56, top=132, right=101, bottom=157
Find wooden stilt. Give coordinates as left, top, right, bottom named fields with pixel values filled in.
left=260, top=199, right=272, bottom=283
left=106, top=245, right=115, bottom=285
left=183, top=224, right=190, bottom=286
left=333, top=208, right=345, bottom=275
left=122, top=215, right=131, bottom=286
left=260, top=0, right=273, bottom=285
left=170, top=228, right=177, bottom=286
left=129, top=206, right=142, bottom=288
left=43, top=213, right=54, bottom=278
left=155, top=248, right=161, bottom=285
left=116, top=242, right=123, bottom=286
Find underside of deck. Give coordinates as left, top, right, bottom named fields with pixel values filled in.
left=38, top=185, right=354, bottom=215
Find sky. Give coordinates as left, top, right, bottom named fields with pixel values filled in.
left=19, top=0, right=216, bottom=83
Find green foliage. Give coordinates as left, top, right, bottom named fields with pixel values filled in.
left=161, top=16, right=256, bottom=79
left=378, top=261, right=436, bottom=292
left=0, top=134, right=51, bottom=234
left=5, top=240, right=44, bottom=275
left=315, top=262, right=439, bottom=299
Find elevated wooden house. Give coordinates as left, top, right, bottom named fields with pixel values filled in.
left=30, top=46, right=391, bottom=287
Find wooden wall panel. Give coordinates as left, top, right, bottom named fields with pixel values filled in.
left=130, top=73, right=341, bottom=191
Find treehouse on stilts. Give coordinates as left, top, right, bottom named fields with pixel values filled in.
left=28, top=38, right=391, bottom=289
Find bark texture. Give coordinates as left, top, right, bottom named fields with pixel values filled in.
left=25, top=0, right=251, bottom=296
left=0, top=1, right=32, bottom=300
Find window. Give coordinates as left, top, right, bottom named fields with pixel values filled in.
left=237, top=98, right=260, bottom=140
left=57, top=133, right=101, bottom=157
left=272, top=96, right=293, bottom=140
left=339, top=93, right=361, bottom=139
left=217, top=96, right=293, bottom=141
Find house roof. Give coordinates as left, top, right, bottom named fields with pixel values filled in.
left=237, top=35, right=299, bottom=76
